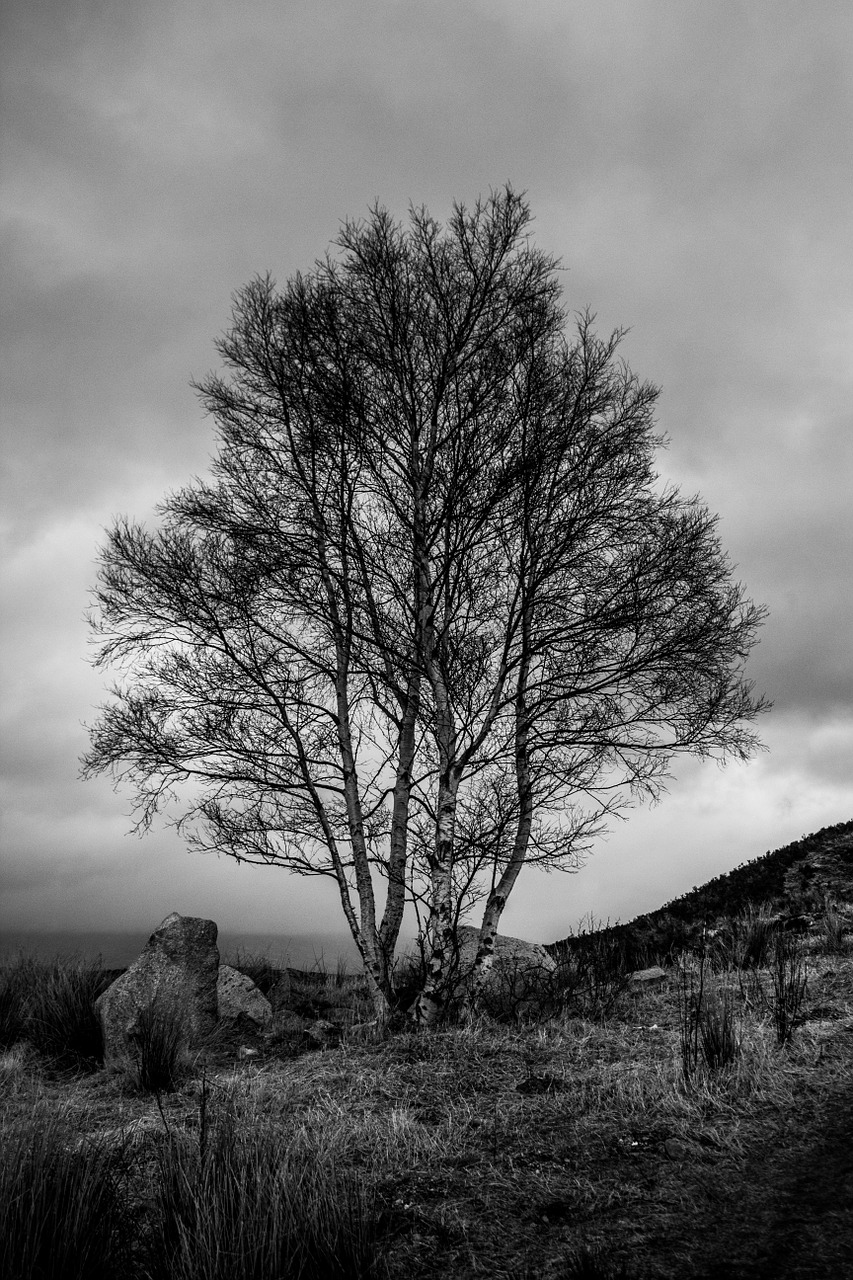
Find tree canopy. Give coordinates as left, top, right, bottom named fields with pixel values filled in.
left=83, top=187, right=769, bottom=1022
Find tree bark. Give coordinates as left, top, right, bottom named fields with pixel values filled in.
left=413, top=770, right=460, bottom=1025
left=470, top=616, right=535, bottom=1007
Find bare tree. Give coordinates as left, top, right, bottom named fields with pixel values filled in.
left=83, top=187, right=768, bottom=1024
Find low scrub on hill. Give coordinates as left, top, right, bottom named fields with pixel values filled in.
left=548, top=820, right=853, bottom=972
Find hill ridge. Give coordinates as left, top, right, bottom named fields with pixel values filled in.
left=547, top=818, right=853, bottom=963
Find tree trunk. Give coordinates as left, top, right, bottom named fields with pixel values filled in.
left=413, top=772, right=459, bottom=1025
left=379, top=680, right=420, bottom=981
left=470, top=640, right=534, bottom=1008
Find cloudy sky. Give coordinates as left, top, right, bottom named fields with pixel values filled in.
left=2, top=0, right=851, bottom=951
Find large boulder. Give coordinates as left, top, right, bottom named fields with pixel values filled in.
left=96, top=913, right=219, bottom=1067
left=217, top=964, right=273, bottom=1028
left=454, top=925, right=556, bottom=996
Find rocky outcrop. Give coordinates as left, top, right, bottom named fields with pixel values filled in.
left=217, top=964, right=273, bottom=1028
left=95, top=913, right=220, bottom=1066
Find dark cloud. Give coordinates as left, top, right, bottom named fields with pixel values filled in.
left=2, top=0, right=851, bottom=942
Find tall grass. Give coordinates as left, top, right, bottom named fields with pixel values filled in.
left=817, top=902, right=848, bottom=954
left=143, top=1094, right=387, bottom=1280
left=0, top=1106, right=132, bottom=1280
left=132, top=994, right=187, bottom=1093
left=22, top=957, right=109, bottom=1070
left=0, top=957, right=31, bottom=1048
left=677, top=959, right=740, bottom=1080
left=730, top=905, right=779, bottom=969
left=769, top=932, right=808, bottom=1045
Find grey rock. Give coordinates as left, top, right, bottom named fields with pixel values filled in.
left=95, top=913, right=219, bottom=1067
left=217, top=965, right=273, bottom=1028
left=456, top=925, right=556, bottom=990
left=302, top=1019, right=341, bottom=1049
left=664, top=1138, right=690, bottom=1161
left=629, top=965, right=667, bottom=985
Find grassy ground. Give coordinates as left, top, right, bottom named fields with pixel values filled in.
left=1, top=927, right=851, bottom=1279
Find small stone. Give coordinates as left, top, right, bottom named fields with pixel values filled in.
left=302, top=1019, right=341, bottom=1049
left=664, top=1138, right=689, bottom=1160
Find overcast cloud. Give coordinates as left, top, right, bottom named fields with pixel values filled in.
left=2, top=0, right=851, bottom=946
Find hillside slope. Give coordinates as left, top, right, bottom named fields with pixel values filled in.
left=547, top=818, right=853, bottom=966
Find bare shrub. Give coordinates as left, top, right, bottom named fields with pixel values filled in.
left=551, top=922, right=633, bottom=1020
left=474, top=957, right=560, bottom=1024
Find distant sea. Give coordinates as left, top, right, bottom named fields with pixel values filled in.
left=0, top=928, right=382, bottom=972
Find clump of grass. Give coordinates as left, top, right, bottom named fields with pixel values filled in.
left=333, top=954, right=351, bottom=988
left=769, top=932, right=808, bottom=1046
left=731, top=905, right=779, bottom=969
left=698, top=990, right=740, bottom=1072
left=677, top=959, right=740, bottom=1080
left=816, top=902, right=848, bottom=954
left=229, top=947, right=280, bottom=997
left=26, top=957, right=110, bottom=1070
left=0, top=1044, right=31, bottom=1097
left=143, top=1093, right=387, bottom=1280
left=0, top=1105, right=132, bottom=1280
left=132, top=994, right=187, bottom=1093
left=0, top=956, right=33, bottom=1049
